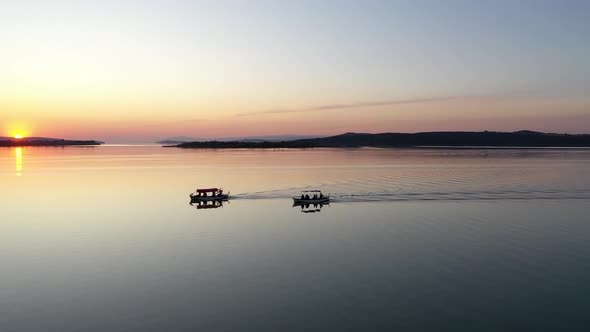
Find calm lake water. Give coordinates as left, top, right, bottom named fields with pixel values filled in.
left=1, top=146, right=590, bottom=331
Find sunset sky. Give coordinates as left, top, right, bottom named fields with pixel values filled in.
left=1, top=0, right=589, bottom=142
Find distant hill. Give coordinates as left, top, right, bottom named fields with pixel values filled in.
left=0, top=137, right=103, bottom=147
left=174, top=131, right=590, bottom=148
left=157, top=136, right=207, bottom=144
left=157, top=135, right=319, bottom=144
left=0, top=136, right=61, bottom=141
left=158, top=140, right=193, bottom=145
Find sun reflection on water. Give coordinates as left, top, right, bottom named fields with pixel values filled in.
left=15, top=147, right=23, bottom=176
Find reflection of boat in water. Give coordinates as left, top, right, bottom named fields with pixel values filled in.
left=190, top=188, right=229, bottom=201
left=293, top=202, right=329, bottom=213
left=191, top=200, right=225, bottom=209
left=292, top=190, right=330, bottom=204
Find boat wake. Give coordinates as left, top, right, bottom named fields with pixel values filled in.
left=233, top=189, right=590, bottom=203
left=231, top=169, right=590, bottom=203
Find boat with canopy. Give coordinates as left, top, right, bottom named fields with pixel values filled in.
left=292, top=190, right=330, bottom=204
left=190, top=188, right=229, bottom=201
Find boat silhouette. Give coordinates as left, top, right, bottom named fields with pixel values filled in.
left=190, top=188, right=229, bottom=201
left=292, top=190, right=330, bottom=204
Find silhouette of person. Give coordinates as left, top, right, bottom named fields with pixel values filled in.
left=305, top=194, right=310, bottom=200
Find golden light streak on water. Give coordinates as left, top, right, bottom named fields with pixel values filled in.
left=15, top=147, right=22, bottom=176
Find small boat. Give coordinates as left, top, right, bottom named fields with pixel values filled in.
left=190, top=188, right=229, bottom=201
left=292, top=190, right=330, bottom=204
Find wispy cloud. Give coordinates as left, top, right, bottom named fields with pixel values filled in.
left=135, top=118, right=205, bottom=128
left=236, top=96, right=467, bottom=117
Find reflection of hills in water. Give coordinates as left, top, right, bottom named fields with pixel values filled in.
left=190, top=200, right=225, bottom=209
left=233, top=165, right=590, bottom=202
left=293, top=202, right=329, bottom=213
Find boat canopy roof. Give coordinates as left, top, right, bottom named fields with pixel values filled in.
left=302, top=190, right=322, bottom=193
left=196, top=188, right=222, bottom=193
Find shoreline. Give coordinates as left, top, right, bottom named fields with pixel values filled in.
left=167, top=131, right=590, bottom=149
left=0, top=140, right=103, bottom=147
left=166, top=144, right=590, bottom=150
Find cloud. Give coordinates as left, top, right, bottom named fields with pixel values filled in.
left=135, top=118, right=205, bottom=128
left=236, top=96, right=467, bottom=117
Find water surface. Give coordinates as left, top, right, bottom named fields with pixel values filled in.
left=1, top=146, right=589, bottom=331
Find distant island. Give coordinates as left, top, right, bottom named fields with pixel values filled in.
left=171, top=131, right=590, bottom=149
left=0, top=137, right=103, bottom=147
left=157, top=135, right=319, bottom=145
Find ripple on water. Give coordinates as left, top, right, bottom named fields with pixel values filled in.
left=234, top=164, right=590, bottom=202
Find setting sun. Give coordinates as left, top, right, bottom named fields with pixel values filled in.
left=14, top=134, right=23, bottom=139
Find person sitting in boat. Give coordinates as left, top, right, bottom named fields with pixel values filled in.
left=301, top=194, right=305, bottom=200
left=305, top=194, right=310, bottom=200
left=320, top=193, right=324, bottom=199
left=312, top=194, right=317, bottom=200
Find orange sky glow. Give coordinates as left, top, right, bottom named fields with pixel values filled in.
left=3, top=94, right=590, bottom=142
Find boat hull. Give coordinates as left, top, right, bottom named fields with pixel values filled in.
left=292, top=197, right=330, bottom=204
left=190, top=194, right=229, bottom=201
